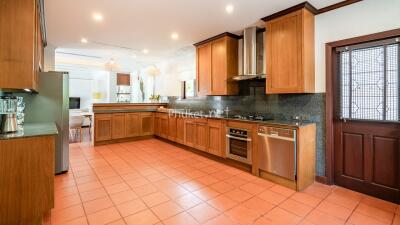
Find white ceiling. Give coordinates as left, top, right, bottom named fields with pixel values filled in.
left=45, top=0, right=342, bottom=67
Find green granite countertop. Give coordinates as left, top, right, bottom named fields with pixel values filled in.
left=94, top=109, right=158, bottom=114
left=0, top=122, right=58, bottom=140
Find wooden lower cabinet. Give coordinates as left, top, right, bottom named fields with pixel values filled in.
left=154, top=114, right=161, bottom=136
left=125, top=113, right=140, bottom=138
left=0, top=135, right=55, bottom=225
left=184, top=119, right=196, bottom=147
left=111, top=113, right=126, bottom=139
left=195, top=119, right=208, bottom=151
left=168, top=116, right=177, bottom=141
left=94, top=114, right=112, bottom=142
left=160, top=114, right=169, bottom=138
left=176, top=117, right=185, bottom=144
left=207, top=119, right=224, bottom=157
left=140, top=113, right=154, bottom=136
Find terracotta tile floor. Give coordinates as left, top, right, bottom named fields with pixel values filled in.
left=43, top=139, right=400, bottom=225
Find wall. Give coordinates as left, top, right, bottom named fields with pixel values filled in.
left=168, top=86, right=326, bottom=176
left=314, top=0, right=400, bottom=92
left=154, top=47, right=196, bottom=96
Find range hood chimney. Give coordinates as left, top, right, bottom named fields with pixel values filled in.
left=232, top=27, right=265, bottom=81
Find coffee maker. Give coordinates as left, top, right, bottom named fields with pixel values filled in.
left=0, top=96, right=18, bottom=133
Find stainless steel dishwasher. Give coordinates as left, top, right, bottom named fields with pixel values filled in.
left=258, top=125, right=297, bottom=180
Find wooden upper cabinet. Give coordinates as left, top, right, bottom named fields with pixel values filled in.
left=117, top=73, right=131, bottom=86
left=140, top=113, right=154, bottom=136
left=196, top=44, right=212, bottom=96
left=195, top=33, right=239, bottom=96
left=95, top=114, right=112, bottom=142
left=111, top=113, right=126, bottom=139
left=264, top=7, right=315, bottom=94
left=125, top=113, right=140, bottom=138
left=0, top=0, right=45, bottom=91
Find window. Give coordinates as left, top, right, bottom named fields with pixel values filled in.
left=182, top=79, right=196, bottom=99
left=338, top=38, right=399, bottom=122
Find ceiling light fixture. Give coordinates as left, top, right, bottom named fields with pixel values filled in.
left=92, top=12, right=103, bottom=22
left=142, top=49, right=149, bottom=54
left=81, top=38, right=88, bottom=43
left=171, top=32, right=179, bottom=40
left=225, top=4, right=234, bottom=14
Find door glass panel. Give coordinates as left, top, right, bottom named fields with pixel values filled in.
left=229, top=139, right=247, bottom=158
left=339, top=40, right=399, bottom=122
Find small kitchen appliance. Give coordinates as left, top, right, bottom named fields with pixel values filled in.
left=0, top=96, right=18, bottom=133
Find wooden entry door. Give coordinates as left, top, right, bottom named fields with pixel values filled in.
left=334, top=120, right=399, bottom=202
left=332, top=37, right=400, bottom=203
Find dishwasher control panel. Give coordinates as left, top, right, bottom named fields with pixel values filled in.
left=258, top=126, right=295, bottom=139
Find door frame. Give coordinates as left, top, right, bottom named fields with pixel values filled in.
left=324, top=28, right=400, bottom=184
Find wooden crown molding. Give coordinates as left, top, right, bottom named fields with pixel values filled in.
left=193, top=32, right=241, bottom=47
left=261, top=0, right=363, bottom=22
left=261, top=1, right=318, bottom=21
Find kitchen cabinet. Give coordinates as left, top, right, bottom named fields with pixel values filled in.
left=154, top=113, right=161, bottom=136
left=264, top=7, right=315, bottom=94
left=184, top=119, right=196, bottom=148
left=0, top=0, right=46, bottom=92
left=0, top=135, right=55, bottom=225
left=207, top=119, right=224, bottom=157
left=117, top=73, right=131, bottom=86
left=194, top=33, right=239, bottom=96
left=112, top=113, right=126, bottom=139
left=168, top=116, right=177, bottom=141
left=95, top=114, right=112, bottom=142
left=176, top=117, right=185, bottom=144
left=125, top=113, right=140, bottom=138
left=140, top=113, right=154, bottom=136
left=195, top=118, right=208, bottom=151
left=160, top=114, right=169, bottom=138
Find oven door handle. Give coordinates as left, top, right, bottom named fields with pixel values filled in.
left=226, top=134, right=252, bottom=142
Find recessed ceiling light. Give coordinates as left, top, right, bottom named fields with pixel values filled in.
left=225, top=4, right=234, bottom=14
left=81, top=38, right=88, bottom=43
left=171, top=32, right=179, bottom=40
left=142, top=49, right=149, bottom=54
left=92, top=12, right=103, bottom=22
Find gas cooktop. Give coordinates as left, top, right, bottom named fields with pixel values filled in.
left=229, top=114, right=274, bottom=121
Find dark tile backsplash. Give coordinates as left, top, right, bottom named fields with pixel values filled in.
left=167, top=84, right=326, bottom=176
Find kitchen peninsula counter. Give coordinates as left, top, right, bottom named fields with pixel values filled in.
left=92, top=103, right=168, bottom=145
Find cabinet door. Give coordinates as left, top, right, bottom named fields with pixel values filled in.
left=168, top=116, right=177, bottom=141
left=184, top=119, right=196, bottom=147
left=125, top=113, right=140, bottom=138
left=196, top=44, right=212, bottom=96
left=211, top=38, right=227, bottom=95
left=140, top=113, right=154, bottom=136
left=176, top=117, right=185, bottom=144
left=95, top=114, right=112, bottom=141
left=195, top=121, right=208, bottom=151
left=112, top=113, right=126, bottom=139
left=208, top=119, right=224, bottom=157
left=0, top=0, right=37, bottom=91
left=154, top=116, right=161, bottom=136
left=266, top=11, right=302, bottom=93
left=160, top=115, right=169, bottom=138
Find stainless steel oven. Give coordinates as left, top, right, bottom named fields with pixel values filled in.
left=226, top=127, right=252, bottom=164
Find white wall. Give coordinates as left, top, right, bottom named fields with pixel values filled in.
left=314, top=0, right=400, bottom=92
left=154, top=47, right=196, bottom=96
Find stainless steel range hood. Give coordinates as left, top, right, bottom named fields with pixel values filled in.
left=232, top=27, right=266, bottom=81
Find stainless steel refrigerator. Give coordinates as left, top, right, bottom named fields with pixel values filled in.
left=23, top=71, right=69, bottom=174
